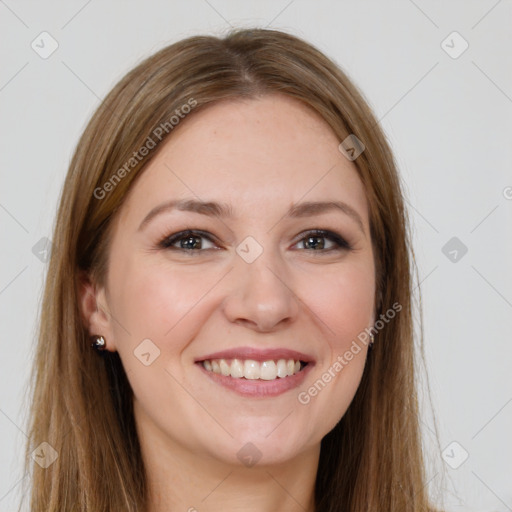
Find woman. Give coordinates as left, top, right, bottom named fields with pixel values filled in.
left=24, top=28, right=442, bottom=511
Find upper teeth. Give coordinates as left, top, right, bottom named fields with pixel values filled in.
left=202, top=359, right=303, bottom=380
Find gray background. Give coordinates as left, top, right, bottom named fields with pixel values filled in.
left=1, top=1, right=511, bottom=510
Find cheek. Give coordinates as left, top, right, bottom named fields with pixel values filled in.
left=297, top=260, right=374, bottom=423
left=290, top=258, right=375, bottom=443
left=109, top=257, right=221, bottom=347
left=301, top=258, right=375, bottom=346
left=107, top=258, right=223, bottom=407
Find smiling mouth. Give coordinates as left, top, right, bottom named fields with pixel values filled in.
left=198, top=358, right=308, bottom=381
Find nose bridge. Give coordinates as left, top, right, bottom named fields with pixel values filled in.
left=222, top=235, right=299, bottom=330
left=236, top=235, right=290, bottom=302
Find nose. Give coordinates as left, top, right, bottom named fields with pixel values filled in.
left=222, top=248, right=300, bottom=332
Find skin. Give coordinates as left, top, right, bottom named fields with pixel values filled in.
left=81, top=94, right=376, bottom=512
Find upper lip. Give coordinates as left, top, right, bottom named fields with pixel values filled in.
left=195, top=346, right=315, bottom=364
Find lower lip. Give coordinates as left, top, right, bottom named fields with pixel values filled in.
left=196, top=362, right=314, bottom=398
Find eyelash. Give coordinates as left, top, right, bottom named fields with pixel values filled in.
left=158, top=229, right=352, bottom=254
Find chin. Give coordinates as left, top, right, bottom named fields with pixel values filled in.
left=208, top=421, right=318, bottom=468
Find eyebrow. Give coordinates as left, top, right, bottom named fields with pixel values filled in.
left=138, top=198, right=365, bottom=234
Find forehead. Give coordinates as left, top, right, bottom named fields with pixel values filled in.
left=118, top=94, right=369, bottom=226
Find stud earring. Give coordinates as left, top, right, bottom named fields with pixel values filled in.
left=369, top=333, right=375, bottom=348
left=90, top=334, right=107, bottom=352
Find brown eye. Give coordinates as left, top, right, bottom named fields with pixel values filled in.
left=294, top=230, right=352, bottom=252
left=302, top=235, right=326, bottom=250
left=176, top=235, right=203, bottom=250
left=160, top=230, right=218, bottom=251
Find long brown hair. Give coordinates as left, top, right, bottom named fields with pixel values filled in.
left=23, top=28, right=442, bottom=511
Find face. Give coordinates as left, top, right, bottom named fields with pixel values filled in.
left=84, top=94, right=376, bottom=467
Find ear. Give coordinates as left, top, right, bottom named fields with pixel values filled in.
left=78, top=270, right=117, bottom=352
